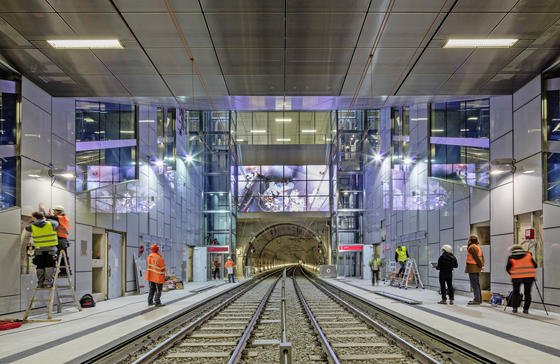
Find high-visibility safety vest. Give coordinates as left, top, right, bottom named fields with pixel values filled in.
left=396, top=247, right=408, bottom=262
left=224, top=259, right=234, bottom=268
left=30, top=222, right=59, bottom=248
left=56, top=215, right=71, bottom=239
left=145, top=253, right=166, bottom=284
left=509, top=253, right=536, bottom=279
left=466, top=243, right=483, bottom=265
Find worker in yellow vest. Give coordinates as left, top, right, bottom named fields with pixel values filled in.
left=394, top=245, right=409, bottom=278
left=25, top=212, right=59, bottom=288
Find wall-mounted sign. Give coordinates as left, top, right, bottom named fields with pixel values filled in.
left=525, top=228, right=535, bottom=240
left=338, top=244, right=363, bottom=252
left=208, top=246, right=230, bottom=253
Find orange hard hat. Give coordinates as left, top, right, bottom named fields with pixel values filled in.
left=150, top=244, right=159, bottom=253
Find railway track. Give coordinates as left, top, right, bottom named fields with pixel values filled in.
left=90, top=265, right=505, bottom=364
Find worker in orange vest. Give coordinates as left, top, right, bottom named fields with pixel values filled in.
left=46, top=205, right=72, bottom=276
left=225, top=256, right=235, bottom=283
left=506, top=244, right=537, bottom=314
left=465, top=235, right=484, bottom=305
left=146, top=244, right=166, bottom=307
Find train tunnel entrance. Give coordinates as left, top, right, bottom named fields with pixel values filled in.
left=239, top=222, right=329, bottom=272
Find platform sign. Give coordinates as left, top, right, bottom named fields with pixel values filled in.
left=338, top=244, right=363, bottom=253
left=207, top=246, right=230, bottom=254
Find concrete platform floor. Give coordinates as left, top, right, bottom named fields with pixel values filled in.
left=326, top=277, right=560, bottom=364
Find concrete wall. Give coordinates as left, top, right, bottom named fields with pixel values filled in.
left=364, top=75, right=560, bottom=310
left=0, top=78, right=203, bottom=315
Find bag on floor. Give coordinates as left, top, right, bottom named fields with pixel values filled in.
left=506, top=291, right=523, bottom=307
left=79, top=294, right=96, bottom=308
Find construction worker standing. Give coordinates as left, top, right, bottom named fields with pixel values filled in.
left=465, top=235, right=484, bottom=305
left=25, top=212, right=59, bottom=288
left=46, top=205, right=71, bottom=276
left=394, top=245, right=409, bottom=277
left=225, top=256, right=235, bottom=283
left=146, top=244, right=166, bottom=307
left=506, top=245, right=537, bottom=314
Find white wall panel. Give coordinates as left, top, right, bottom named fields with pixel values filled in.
left=470, top=187, right=489, bottom=223
left=513, top=97, right=542, bottom=162
left=453, top=198, right=470, bottom=241
left=74, top=271, right=92, bottom=299
left=543, top=227, right=560, bottom=289
left=513, top=75, right=540, bottom=111
left=490, top=95, right=513, bottom=140
left=513, top=153, right=542, bottom=215
left=491, top=182, right=514, bottom=235
left=22, top=77, right=52, bottom=113
left=0, top=207, right=22, bottom=234
left=21, top=158, right=52, bottom=216
left=543, top=203, right=560, bottom=228
left=51, top=97, right=75, bottom=143
left=490, top=233, right=513, bottom=285
left=75, top=223, right=92, bottom=272
left=20, top=99, right=52, bottom=166
left=427, top=209, right=439, bottom=243
left=0, top=233, right=21, bottom=296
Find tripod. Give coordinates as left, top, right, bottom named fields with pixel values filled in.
left=534, top=278, right=549, bottom=316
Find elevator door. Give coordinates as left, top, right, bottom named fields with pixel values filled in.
left=108, top=232, right=123, bottom=299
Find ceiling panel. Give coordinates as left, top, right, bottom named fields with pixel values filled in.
left=39, top=49, right=110, bottom=75
left=0, top=18, right=33, bottom=48
left=201, top=0, right=284, bottom=12
left=59, top=13, right=134, bottom=40
left=285, top=75, right=345, bottom=95
left=0, top=48, right=65, bottom=75
left=115, top=74, right=171, bottom=96
left=48, top=0, right=115, bottom=12
left=225, top=75, right=284, bottom=95
left=455, top=48, right=525, bottom=74
left=93, top=49, right=157, bottom=75
left=371, top=0, right=451, bottom=12
left=412, top=48, right=472, bottom=74
left=0, top=13, right=73, bottom=39
left=501, top=47, right=560, bottom=74
left=71, top=74, right=130, bottom=96
left=347, top=47, right=418, bottom=75
left=341, top=73, right=396, bottom=96
left=491, top=13, right=560, bottom=39
left=378, top=13, right=444, bottom=47
left=286, top=48, right=354, bottom=75
left=435, top=13, right=504, bottom=37
left=453, top=0, right=517, bottom=12
left=356, top=12, right=384, bottom=47
left=438, top=74, right=494, bottom=93
left=163, top=74, right=227, bottom=96
left=216, top=48, right=283, bottom=75
left=287, top=0, right=370, bottom=12
left=397, top=74, right=451, bottom=94
left=114, top=0, right=200, bottom=12
left=0, top=1, right=54, bottom=12
left=512, top=0, right=560, bottom=13
left=146, top=47, right=220, bottom=74
left=287, top=13, right=364, bottom=48
left=205, top=13, right=284, bottom=48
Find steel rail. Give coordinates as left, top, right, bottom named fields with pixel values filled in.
left=228, top=273, right=284, bottom=364
left=130, top=269, right=283, bottom=364
left=300, top=267, right=440, bottom=364
left=292, top=269, right=340, bottom=364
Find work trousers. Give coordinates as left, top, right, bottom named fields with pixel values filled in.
left=57, top=238, right=70, bottom=274
left=512, top=277, right=533, bottom=311
left=148, top=282, right=163, bottom=305
left=371, top=270, right=380, bottom=285
left=469, top=272, right=482, bottom=302
left=212, top=268, right=220, bottom=280
left=398, top=261, right=406, bottom=276
left=439, top=273, right=454, bottom=300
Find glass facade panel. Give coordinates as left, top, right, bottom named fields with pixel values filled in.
left=76, top=101, right=136, bottom=142
left=76, top=146, right=136, bottom=192
left=0, top=92, right=17, bottom=145
left=0, top=156, right=16, bottom=209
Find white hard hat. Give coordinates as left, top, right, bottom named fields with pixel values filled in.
left=53, top=205, right=65, bottom=212
left=442, top=245, right=452, bottom=253
left=227, top=256, right=231, bottom=259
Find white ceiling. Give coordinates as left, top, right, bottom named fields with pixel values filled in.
left=0, top=0, right=559, bottom=109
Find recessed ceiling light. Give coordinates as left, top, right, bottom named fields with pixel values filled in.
left=250, top=130, right=266, bottom=133
left=276, top=138, right=291, bottom=142
left=275, top=118, right=292, bottom=122
left=467, top=117, right=478, bottom=121
left=47, top=39, right=123, bottom=49
left=301, top=129, right=316, bottom=133
left=444, top=38, right=518, bottom=48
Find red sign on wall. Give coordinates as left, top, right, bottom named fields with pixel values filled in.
left=338, top=244, right=363, bottom=252
left=525, top=228, right=535, bottom=240
left=207, top=246, right=230, bottom=253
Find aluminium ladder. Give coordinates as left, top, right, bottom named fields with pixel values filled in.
left=397, top=258, right=424, bottom=289
left=23, top=250, right=82, bottom=321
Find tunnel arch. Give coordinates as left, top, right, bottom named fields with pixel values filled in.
left=243, top=223, right=327, bottom=268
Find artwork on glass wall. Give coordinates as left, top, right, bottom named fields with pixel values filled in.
left=236, top=165, right=329, bottom=212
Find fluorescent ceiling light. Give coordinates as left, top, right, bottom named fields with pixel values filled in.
left=276, top=138, right=291, bottom=142
left=522, top=170, right=535, bottom=174
left=28, top=174, right=41, bottom=178
left=83, top=117, right=95, bottom=123
left=275, top=118, right=292, bottom=122
left=139, top=119, right=154, bottom=123
left=120, top=130, right=135, bottom=134
left=431, top=129, right=444, bottom=132
left=235, top=138, right=245, bottom=142
left=444, top=38, right=518, bottom=48
left=58, top=173, right=75, bottom=179
left=250, top=130, right=266, bottom=133
left=490, top=169, right=507, bottom=175
left=301, top=129, right=316, bottom=133
left=47, top=39, right=123, bottom=49
left=467, top=117, right=478, bottom=121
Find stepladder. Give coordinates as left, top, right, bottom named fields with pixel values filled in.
left=23, top=250, right=82, bottom=321
left=397, top=258, right=424, bottom=289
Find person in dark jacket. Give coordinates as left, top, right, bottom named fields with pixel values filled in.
left=436, top=244, right=458, bottom=304
left=506, top=244, right=537, bottom=314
